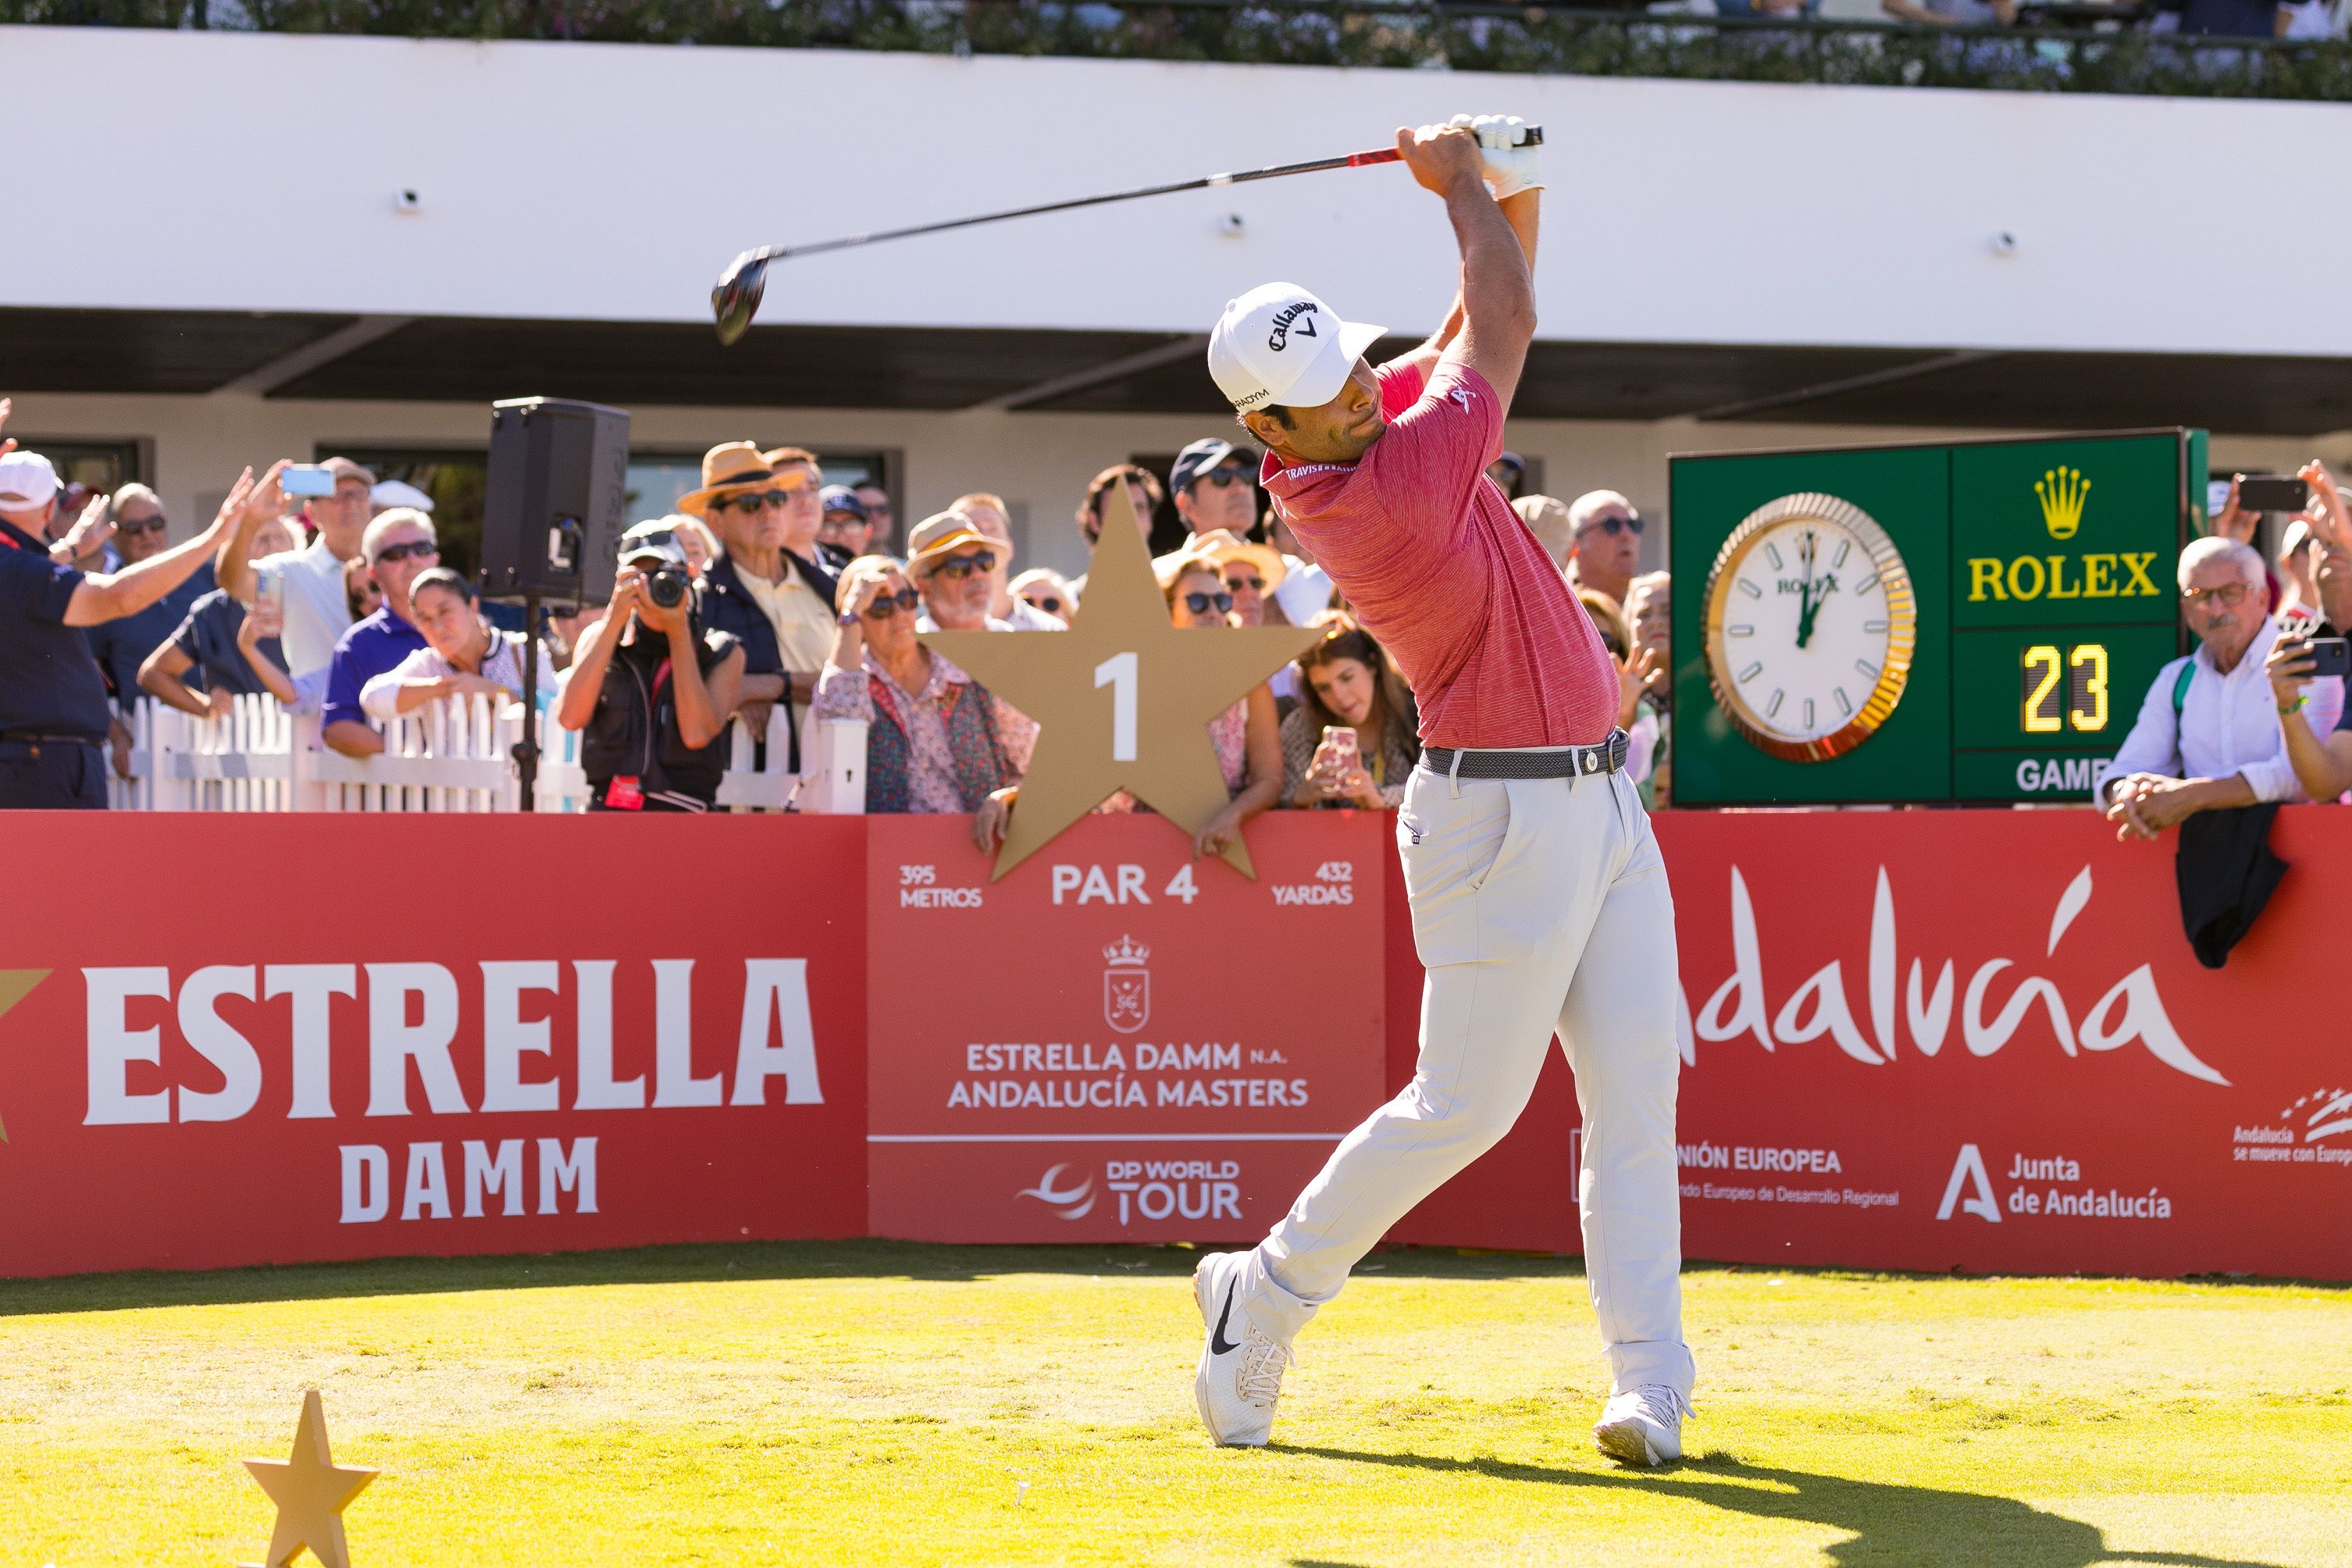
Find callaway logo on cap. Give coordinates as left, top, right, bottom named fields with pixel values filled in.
left=1207, top=282, right=1386, bottom=413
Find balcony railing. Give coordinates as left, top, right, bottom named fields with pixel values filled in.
left=9, top=0, right=2352, bottom=102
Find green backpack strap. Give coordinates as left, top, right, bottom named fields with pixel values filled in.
left=2171, top=658, right=2196, bottom=718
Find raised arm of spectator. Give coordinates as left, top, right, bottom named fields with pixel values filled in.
left=48, top=493, right=114, bottom=570
left=2266, top=631, right=2352, bottom=800
left=1195, top=684, right=1286, bottom=859
left=554, top=575, right=636, bottom=732
left=234, top=600, right=303, bottom=709
left=214, top=461, right=290, bottom=605
left=137, top=640, right=219, bottom=719
left=1395, top=119, right=1538, bottom=411
left=65, top=470, right=252, bottom=628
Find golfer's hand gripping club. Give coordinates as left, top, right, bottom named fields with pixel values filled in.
left=709, top=124, right=1541, bottom=345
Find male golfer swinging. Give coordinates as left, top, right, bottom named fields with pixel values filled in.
left=1192, top=116, right=1693, bottom=1466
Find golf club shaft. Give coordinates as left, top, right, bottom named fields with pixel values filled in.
left=743, top=147, right=1404, bottom=267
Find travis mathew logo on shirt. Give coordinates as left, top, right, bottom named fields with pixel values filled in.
left=1267, top=301, right=1320, bottom=351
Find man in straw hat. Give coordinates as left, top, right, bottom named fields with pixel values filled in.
left=679, top=441, right=840, bottom=765
left=1184, top=116, right=1694, bottom=1470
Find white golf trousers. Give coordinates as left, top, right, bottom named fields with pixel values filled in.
left=1254, top=759, right=1694, bottom=1400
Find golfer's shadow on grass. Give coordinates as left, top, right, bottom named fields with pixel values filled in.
left=1276, top=1447, right=2279, bottom=1568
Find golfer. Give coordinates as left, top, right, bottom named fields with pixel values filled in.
left=1191, top=116, right=1693, bottom=1466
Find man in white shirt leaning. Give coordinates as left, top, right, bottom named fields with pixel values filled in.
left=2097, top=536, right=2343, bottom=839
left=216, top=456, right=375, bottom=680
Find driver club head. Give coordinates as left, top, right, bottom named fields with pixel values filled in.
left=711, top=253, right=768, bottom=347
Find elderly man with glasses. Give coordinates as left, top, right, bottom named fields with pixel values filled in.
left=320, top=508, right=440, bottom=758
left=681, top=442, right=842, bottom=764
left=217, top=456, right=376, bottom=682
left=1564, top=489, right=1646, bottom=609
left=79, top=483, right=219, bottom=774
left=2097, top=536, right=2343, bottom=839
left=1170, top=438, right=1260, bottom=542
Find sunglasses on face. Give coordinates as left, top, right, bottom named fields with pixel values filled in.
left=2182, top=583, right=2250, bottom=610
left=931, top=551, right=997, bottom=581
left=1184, top=590, right=1235, bottom=616
left=861, top=586, right=921, bottom=618
left=1198, top=469, right=1249, bottom=490
left=1224, top=573, right=1266, bottom=593
left=862, top=498, right=893, bottom=518
left=718, top=490, right=789, bottom=514
left=1023, top=594, right=1065, bottom=615
left=372, top=540, right=438, bottom=565
left=1584, top=513, right=1645, bottom=538
left=113, top=514, right=167, bottom=536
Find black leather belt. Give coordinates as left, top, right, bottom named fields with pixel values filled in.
left=0, top=731, right=99, bottom=747
left=1422, top=730, right=1630, bottom=780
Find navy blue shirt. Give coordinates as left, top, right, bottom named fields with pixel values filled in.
left=166, top=588, right=286, bottom=698
left=84, top=561, right=213, bottom=712
left=0, top=520, right=112, bottom=742
left=323, top=605, right=429, bottom=730
left=2180, top=0, right=2277, bottom=31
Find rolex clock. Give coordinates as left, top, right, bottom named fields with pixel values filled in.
left=1672, top=431, right=2200, bottom=806
left=1702, top=492, right=1917, bottom=763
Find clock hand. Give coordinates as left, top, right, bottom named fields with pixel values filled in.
left=1794, top=532, right=1820, bottom=650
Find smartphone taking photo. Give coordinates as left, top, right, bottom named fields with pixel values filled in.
left=280, top=464, right=336, bottom=499
left=2236, top=475, right=2311, bottom=514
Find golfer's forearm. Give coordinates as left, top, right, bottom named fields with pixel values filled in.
left=1499, top=187, right=1538, bottom=268
left=1448, top=180, right=1535, bottom=338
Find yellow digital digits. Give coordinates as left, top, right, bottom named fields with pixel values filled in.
left=2020, top=643, right=2110, bottom=734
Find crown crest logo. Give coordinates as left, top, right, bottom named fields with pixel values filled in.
left=1103, top=935, right=1150, bottom=968
left=2036, top=465, right=2090, bottom=540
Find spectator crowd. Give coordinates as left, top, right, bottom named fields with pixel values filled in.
left=9, top=391, right=2349, bottom=848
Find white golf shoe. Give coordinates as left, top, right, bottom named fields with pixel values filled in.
left=1594, top=1384, right=1691, bottom=1466
left=1192, top=1250, right=1296, bottom=1448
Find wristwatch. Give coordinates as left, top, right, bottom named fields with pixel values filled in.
left=837, top=611, right=861, bottom=627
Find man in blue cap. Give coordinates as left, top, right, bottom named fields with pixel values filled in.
left=1168, top=438, right=1260, bottom=545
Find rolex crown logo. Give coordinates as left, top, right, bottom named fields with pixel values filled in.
left=2036, top=465, right=2090, bottom=540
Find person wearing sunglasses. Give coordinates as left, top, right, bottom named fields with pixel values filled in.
left=813, top=554, right=1032, bottom=814
left=1189, top=529, right=1289, bottom=628
left=1565, top=489, right=1646, bottom=608
left=1010, top=568, right=1075, bottom=623
left=2098, top=535, right=2341, bottom=843
left=680, top=442, right=842, bottom=772
left=1169, top=437, right=1260, bottom=541
left=1152, top=547, right=1283, bottom=858
left=907, top=511, right=1010, bottom=633
left=80, top=484, right=221, bottom=765
left=319, top=507, right=440, bottom=758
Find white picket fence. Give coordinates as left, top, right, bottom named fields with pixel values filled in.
left=107, top=696, right=866, bottom=814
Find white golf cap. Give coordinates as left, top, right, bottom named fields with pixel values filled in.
left=371, top=479, right=435, bottom=513
left=1207, top=282, right=1385, bottom=413
left=0, top=451, right=60, bottom=511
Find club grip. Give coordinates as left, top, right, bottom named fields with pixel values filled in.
left=1345, top=123, right=1544, bottom=167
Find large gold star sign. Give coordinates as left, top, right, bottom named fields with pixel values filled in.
left=923, top=483, right=1320, bottom=880
left=242, top=1389, right=376, bottom=1568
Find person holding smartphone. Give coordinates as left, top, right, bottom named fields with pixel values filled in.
left=1279, top=612, right=1420, bottom=809
left=2264, top=627, right=2352, bottom=803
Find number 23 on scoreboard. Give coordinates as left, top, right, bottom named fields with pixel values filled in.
left=2020, top=643, right=2109, bottom=734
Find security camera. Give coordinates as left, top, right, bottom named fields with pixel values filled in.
left=1989, top=230, right=2019, bottom=258
left=1219, top=212, right=1246, bottom=239
left=394, top=189, right=422, bottom=216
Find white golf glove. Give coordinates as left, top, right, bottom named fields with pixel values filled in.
left=1449, top=112, right=1543, bottom=200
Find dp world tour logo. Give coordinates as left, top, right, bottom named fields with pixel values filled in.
left=1017, top=1163, right=1096, bottom=1220
left=1104, top=935, right=1150, bottom=1033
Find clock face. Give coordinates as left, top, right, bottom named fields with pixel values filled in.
left=1702, top=492, right=1917, bottom=763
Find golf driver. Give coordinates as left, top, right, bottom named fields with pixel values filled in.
left=711, top=127, right=1541, bottom=345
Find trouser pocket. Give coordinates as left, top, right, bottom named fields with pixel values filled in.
left=1395, top=773, right=1515, bottom=967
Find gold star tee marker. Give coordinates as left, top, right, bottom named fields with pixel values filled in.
left=0, top=969, right=50, bottom=1143
left=922, top=483, right=1320, bottom=880
left=243, top=1388, right=376, bottom=1568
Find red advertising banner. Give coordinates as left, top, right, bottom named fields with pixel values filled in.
left=865, top=811, right=1387, bottom=1243
left=0, top=814, right=868, bottom=1278
left=1399, top=807, right=2352, bottom=1279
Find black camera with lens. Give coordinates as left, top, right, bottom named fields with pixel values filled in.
left=645, top=565, right=690, bottom=610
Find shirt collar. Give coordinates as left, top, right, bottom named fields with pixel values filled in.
left=2197, top=615, right=2277, bottom=678
left=0, top=519, right=45, bottom=554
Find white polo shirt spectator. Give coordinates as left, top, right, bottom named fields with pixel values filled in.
left=255, top=533, right=354, bottom=679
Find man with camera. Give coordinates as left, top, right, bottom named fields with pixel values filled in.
left=555, top=522, right=745, bottom=813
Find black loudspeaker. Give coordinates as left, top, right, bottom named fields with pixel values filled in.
left=479, top=397, right=630, bottom=608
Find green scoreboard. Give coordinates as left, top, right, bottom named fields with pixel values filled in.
left=1670, top=429, right=2202, bottom=806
